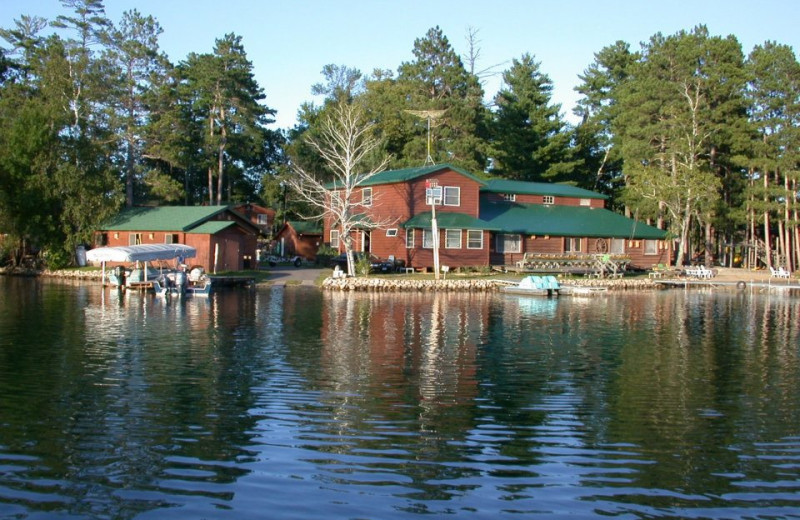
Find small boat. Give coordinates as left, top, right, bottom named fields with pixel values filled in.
left=501, top=275, right=561, bottom=296
left=153, top=268, right=212, bottom=298
left=558, top=285, right=609, bottom=296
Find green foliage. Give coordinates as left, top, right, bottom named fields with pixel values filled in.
left=354, top=254, right=372, bottom=277
left=315, top=243, right=338, bottom=267
left=491, top=53, right=581, bottom=183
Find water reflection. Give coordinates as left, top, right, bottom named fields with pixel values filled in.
left=0, top=278, right=798, bottom=518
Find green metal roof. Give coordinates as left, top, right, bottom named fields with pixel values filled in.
left=326, top=163, right=487, bottom=189
left=187, top=221, right=236, bottom=234
left=483, top=179, right=608, bottom=199
left=101, top=206, right=231, bottom=231
left=480, top=201, right=667, bottom=239
left=287, top=220, right=322, bottom=234
left=403, top=211, right=499, bottom=230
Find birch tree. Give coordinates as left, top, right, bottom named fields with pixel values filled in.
left=286, top=100, right=390, bottom=276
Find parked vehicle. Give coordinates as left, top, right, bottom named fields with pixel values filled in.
left=329, top=252, right=394, bottom=273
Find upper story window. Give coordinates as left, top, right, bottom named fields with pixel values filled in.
left=330, top=230, right=340, bottom=248
left=362, top=187, right=372, bottom=206
left=580, top=198, right=591, bottom=206
left=443, top=186, right=460, bottom=206
left=165, top=234, right=179, bottom=244
left=503, top=193, right=516, bottom=202
left=543, top=195, right=555, bottom=205
left=257, top=214, right=269, bottom=225
left=129, top=233, right=142, bottom=245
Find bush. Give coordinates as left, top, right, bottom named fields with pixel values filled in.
left=315, top=244, right=338, bottom=266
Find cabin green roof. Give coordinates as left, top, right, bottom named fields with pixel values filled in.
left=101, top=206, right=242, bottom=233
left=403, top=211, right=498, bottom=230
left=480, top=201, right=667, bottom=239
left=483, top=179, right=608, bottom=200
left=287, top=220, right=322, bottom=234
left=187, top=221, right=236, bottom=234
left=326, top=163, right=487, bottom=189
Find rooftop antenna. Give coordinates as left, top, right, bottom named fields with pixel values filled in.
left=405, top=109, right=447, bottom=165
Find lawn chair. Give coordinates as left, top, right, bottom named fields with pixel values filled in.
left=770, top=266, right=790, bottom=279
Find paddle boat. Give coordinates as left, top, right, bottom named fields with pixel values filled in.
left=501, top=275, right=561, bottom=296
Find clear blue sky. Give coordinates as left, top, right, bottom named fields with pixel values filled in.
left=3, top=0, right=799, bottom=129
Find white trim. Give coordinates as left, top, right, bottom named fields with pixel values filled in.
left=362, top=187, right=372, bottom=206
left=330, top=229, right=340, bottom=248
left=543, top=195, right=554, bottom=205
left=386, top=228, right=398, bottom=237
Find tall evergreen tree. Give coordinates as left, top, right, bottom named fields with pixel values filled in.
left=746, top=42, right=800, bottom=270
left=396, top=26, right=488, bottom=171
left=104, top=9, right=169, bottom=207
left=491, top=53, right=580, bottom=183
left=178, top=33, right=276, bottom=205
left=616, top=26, right=748, bottom=267
left=573, top=41, right=636, bottom=200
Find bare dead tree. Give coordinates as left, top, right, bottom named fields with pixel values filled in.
left=286, top=100, right=392, bottom=276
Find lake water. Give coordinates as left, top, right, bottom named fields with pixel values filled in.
left=0, top=276, right=798, bottom=519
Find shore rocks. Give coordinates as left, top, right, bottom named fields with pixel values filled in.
left=322, top=276, right=659, bottom=292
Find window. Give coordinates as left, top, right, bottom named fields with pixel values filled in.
left=565, top=237, right=582, bottom=252
left=467, top=230, right=483, bottom=249
left=406, top=228, right=415, bottom=248
left=443, top=186, right=460, bottom=206
left=496, top=234, right=521, bottom=253
left=257, top=214, right=269, bottom=225
left=645, top=240, right=658, bottom=255
left=165, top=234, right=179, bottom=244
left=543, top=195, right=555, bottom=205
left=580, top=198, right=591, bottom=206
left=610, top=238, right=626, bottom=254
left=362, top=187, right=372, bottom=206
left=445, top=229, right=462, bottom=249
left=503, top=193, right=516, bottom=202
left=98, top=233, right=108, bottom=246
left=386, top=228, right=398, bottom=237
left=129, top=233, right=141, bottom=245
left=330, top=230, right=340, bottom=248
left=422, top=229, right=439, bottom=249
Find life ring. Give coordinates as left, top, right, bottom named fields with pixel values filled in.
left=736, top=281, right=746, bottom=290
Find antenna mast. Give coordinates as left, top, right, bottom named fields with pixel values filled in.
left=405, top=109, right=447, bottom=165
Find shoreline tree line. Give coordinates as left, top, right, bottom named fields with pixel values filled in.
left=1, top=0, right=797, bottom=271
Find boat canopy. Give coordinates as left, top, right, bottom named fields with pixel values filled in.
left=86, top=244, right=197, bottom=263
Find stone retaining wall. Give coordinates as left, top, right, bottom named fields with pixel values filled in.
left=0, top=267, right=103, bottom=280
left=322, top=276, right=659, bottom=292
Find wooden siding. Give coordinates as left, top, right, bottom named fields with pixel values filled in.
left=484, top=192, right=605, bottom=208
left=94, top=228, right=257, bottom=272
left=276, top=225, right=321, bottom=259
left=493, top=234, right=671, bottom=270
left=323, top=167, right=485, bottom=266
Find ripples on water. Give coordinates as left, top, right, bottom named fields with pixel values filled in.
left=0, top=277, right=798, bottom=519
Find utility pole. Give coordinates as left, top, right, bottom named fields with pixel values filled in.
left=406, top=109, right=447, bottom=280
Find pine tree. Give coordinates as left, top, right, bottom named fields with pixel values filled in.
left=491, top=53, right=579, bottom=183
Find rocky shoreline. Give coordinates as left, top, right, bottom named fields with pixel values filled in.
left=321, top=276, right=659, bottom=292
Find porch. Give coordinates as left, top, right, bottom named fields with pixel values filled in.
left=502, top=253, right=632, bottom=278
